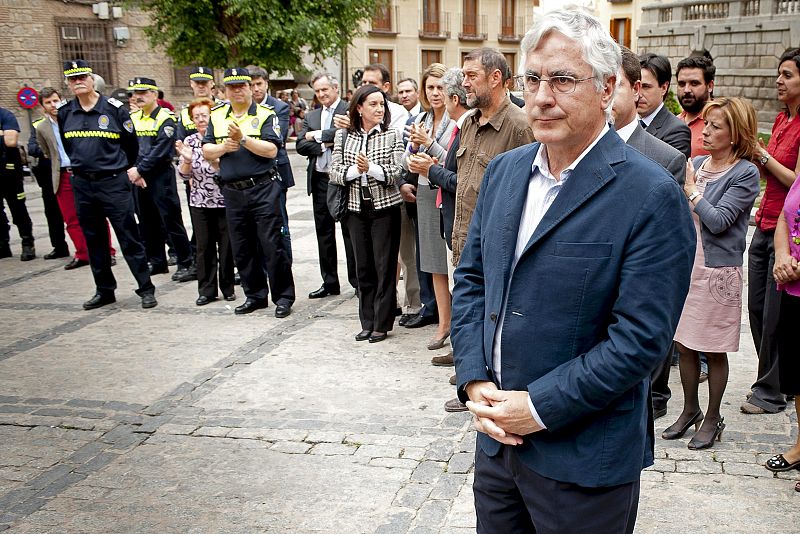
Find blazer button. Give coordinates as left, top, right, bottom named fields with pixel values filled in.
left=489, top=312, right=497, bottom=322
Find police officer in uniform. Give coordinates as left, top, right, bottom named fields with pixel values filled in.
left=0, top=104, right=35, bottom=260
left=57, top=60, right=156, bottom=309
left=128, top=77, right=194, bottom=281
left=177, top=67, right=217, bottom=140
left=202, top=68, right=295, bottom=318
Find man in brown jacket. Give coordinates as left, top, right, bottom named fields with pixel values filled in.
left=445, top=48, right=534, bottom=412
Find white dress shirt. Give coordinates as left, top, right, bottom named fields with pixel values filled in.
left=491, top=123, right=610, bottom=428
left=313, top=98, right=341, bottom=173
left=345, top=125, right=386, bottom=185
left=615, top=118, right=638, bottom=143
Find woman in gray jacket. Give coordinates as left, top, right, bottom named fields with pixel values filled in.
left=663, top=97, right=760, bottom=450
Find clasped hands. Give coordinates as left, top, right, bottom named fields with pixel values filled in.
left=465, top=381, right=543, bottom=446
left=774, top=252, right=800, bottom=284
left=222, top=122, right=245, bottom=153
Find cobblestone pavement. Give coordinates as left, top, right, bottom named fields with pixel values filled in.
left=0, top=149, right=797, bottom=533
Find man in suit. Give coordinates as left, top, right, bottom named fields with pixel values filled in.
left=248, top=66, right=295, bottom=259
left=612, top=47, right=687, bottom=421
left=638, top=53, right=692, bottom=160
left=452, top=10, right=695, bottom=531
left=296, top=73, right=357, bottom=298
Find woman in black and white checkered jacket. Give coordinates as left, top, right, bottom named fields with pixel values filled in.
left=330, top=85, right=405, bottom=344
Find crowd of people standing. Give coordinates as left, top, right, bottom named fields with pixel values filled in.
left=1, top=9, right=799, bottom=515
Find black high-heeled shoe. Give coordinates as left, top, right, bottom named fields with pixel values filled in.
left=662, top=411, right=704, bottom=440
left=687, top=418, right=725, bottom=450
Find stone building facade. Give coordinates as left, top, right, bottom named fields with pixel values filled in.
left=637, top=0, right=800, bottom=130
left=0, top=0, right=192, bottom=144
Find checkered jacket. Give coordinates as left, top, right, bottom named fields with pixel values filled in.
left=329, top=127, right=404, bottom=212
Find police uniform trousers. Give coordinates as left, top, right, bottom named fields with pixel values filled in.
left=221, top=177, right=295, bottom=306
left=0, top=168, right=34, bottom=249
left=189, top=206, right=234, bottom=299
left=135, top=168, right=193, bottom=270
left=344, top=200, right=401, bottom=333
left=71, top=171, right=154, bottom=296
left=311, top=169, right=357, bottom=292
left=32, top=161, right=67, bottom=253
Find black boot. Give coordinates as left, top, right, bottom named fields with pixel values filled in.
left=20, top=243, right=36, bottom=261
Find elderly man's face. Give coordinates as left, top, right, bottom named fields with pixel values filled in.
left=134, top=89, right=157, bottom=111
left=312, top=76, right=338, bottom=108
left=524, top=32, right=614, bottom=154
left=66, top=74, right=94, bottom=97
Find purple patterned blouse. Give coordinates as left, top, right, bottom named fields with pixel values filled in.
left=178, top=133, right=225, bottom=208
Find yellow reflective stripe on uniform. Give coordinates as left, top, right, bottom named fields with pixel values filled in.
left=209, top=103, right=275, bottom=143
left=131, top=107, right=174, bottom=138
left=180, top=108, right=197, bottom=130
left=16, top=192, right=26, bottom=200
left=64, top=131, right=121, bottom=139
left=5, top=163, right=14, bottom=170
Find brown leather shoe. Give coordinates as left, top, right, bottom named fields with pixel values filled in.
left=444, top=397, right=468, bottom=412
left=449, top=374, right=456, bottom=386
left=740, top=401, right=768, bottom=414
left=431, top=351, right=454, bottom=367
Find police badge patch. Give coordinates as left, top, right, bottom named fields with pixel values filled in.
left=251, top=117, right=259, bottom=129
left=123, top=119, right=134, bottom=133
left=164, top=125, right=175, bottom=138
left=98, top=115, right=110, bottom=129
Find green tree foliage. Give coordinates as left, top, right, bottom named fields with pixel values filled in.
left=131, top=0, right=383, bottom=73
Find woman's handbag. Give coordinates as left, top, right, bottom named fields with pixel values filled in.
left=326, top=129, right=349, bottom=222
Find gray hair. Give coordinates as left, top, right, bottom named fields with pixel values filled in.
left=442, top=67, right=467, bottom=107
left=520, top=7, right=621, bottom=93
left=310, top=72, right=339, bottom=88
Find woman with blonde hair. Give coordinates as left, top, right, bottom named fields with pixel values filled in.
left=402, top=63, right=455, bottom=350
left=663, top=97, right=761, bottom=449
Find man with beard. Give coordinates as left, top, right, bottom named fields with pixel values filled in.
left=676, top=55, right=715, bottom=157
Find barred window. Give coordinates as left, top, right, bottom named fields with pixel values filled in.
left=57, top=19, right=115, bottom=86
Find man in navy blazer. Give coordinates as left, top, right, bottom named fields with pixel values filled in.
left=452, top=9, right=695, bottom=532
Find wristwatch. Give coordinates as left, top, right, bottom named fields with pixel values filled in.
left=239, top=136, right=248, bottom=147
left=688, top=191, right=701, bottom=202
left=760, top=153, right=770, bottom=165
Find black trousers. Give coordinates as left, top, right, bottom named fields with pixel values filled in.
left=747, top=228, right=786, bottom=412
left=136, top=168, right=193, bottom=269
left=777, top=291, right=800, bottom=395
left=311, top=170, right=357, bottom=291
left=189, top=206, right=234, bottom=298
left=0, top=172, right=34, bottom=248
left=33, top=164, right=67, bottom=252
left=222, top=177, right=295, bottom=306
left=71, top=172, right=154, bottom=296
left=345, top=203, right=401, bottom=332
left=474, top=447, right=640, bottom=534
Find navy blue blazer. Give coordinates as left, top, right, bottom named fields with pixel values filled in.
left=452, top=129, right=695, bottom=487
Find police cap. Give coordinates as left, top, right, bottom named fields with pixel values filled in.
left=223, top=68, right=251, bottom=85
left=64, top=59, right=92, bottom=78
left=129, top=77, right=159, bottom=92
left=189, top=67, right=214, bottom=81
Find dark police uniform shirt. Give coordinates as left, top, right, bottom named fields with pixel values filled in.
left=57, top=95, right=138, bottom=174
left=202, top=102, right=282, bottom=183
left=130, top=105, right=177, bottom=179
left=0, top=107, right=21, bottom=174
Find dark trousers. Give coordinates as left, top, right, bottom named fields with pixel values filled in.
left=411, top=204, right=437, bottom=319
left=777, top=292, right=800, bottom=395
left=747, top=227, right=786, bottom=412
left=72, top=172, right=154, bottom=296
left=311, top=170, right=357, bottom=291
left=222, top=178, right=295, bottom=306
left=136, top=169, right=192, bottom=269
left=0, top=172, right=34, bottom=248
left=189, top=206, right=234, bottom=298
left=33, top=165, right=67, bottom=252
left=651, top=342, right=674, bottom=412
left=345, top=203, right=401, bottom=332
left=474, top=447, right=640, bottom=534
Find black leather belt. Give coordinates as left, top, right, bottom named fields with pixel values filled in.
left=75, top=169, right=126, bottom=181
left=223, top=171, right=275, bottom=191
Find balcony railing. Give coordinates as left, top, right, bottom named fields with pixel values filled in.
left=370, top=5, right=399, bottom=35
left=775, top=0, right=800, bottom=13
left=459, top=13, right=487, bottom=41
left=742, top=0, right=760, bottom=15
left=498, top=15, right=524, bottom=42
left=684, top=2, right=730, bottom=20
left=419, top=11, right=450, bottom=39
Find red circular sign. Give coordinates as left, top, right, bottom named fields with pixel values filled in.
left=17, top=87, right=39, bottom=109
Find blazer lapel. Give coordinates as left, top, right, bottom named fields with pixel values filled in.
left=498, top=144, right=538, bottom=291
left=520, top=130, right=625, bottom=257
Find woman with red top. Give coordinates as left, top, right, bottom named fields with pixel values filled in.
left=764, top=167, right=800, bottom=493
left=744, top=48, right=800, bottom=416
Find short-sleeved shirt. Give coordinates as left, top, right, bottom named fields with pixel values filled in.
left=678, top=111, right=710, bottom=157
left=57, top=95, right=138, bottom=174
left=202, top=102, right=282, bottom=183
left=755, top=112, right=800, bottom=231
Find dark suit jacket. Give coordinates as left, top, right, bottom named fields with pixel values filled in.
left=427, top=130, right=459, bottom=247
left=645, top=105, right=692, bottom=160
left=295, top=100, right=349, bottom=195
left=265, top=94, right=295, bottom=189
left=452, top=129, right=695, bottom=487
left=627, top=123, right=686, bottom=185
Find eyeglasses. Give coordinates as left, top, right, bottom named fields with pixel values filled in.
left=513, top=74, right=595, bottom=94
